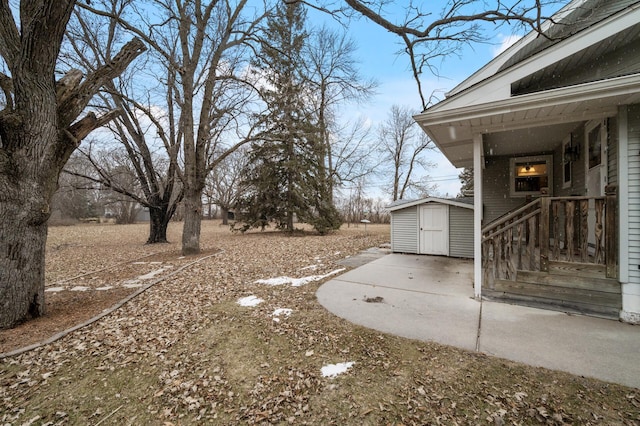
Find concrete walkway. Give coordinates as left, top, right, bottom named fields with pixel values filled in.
left=317, top=252, right=640, bottom=389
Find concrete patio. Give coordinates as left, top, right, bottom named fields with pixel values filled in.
left=317, top=252, right=640, bottom=389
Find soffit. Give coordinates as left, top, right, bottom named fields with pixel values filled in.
left=416, top=75, right=640, bottom=168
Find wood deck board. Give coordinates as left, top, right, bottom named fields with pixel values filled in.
left=515, top=271, right=620, bottom=293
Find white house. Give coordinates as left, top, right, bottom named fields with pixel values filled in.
left=414, top=0, right=640, bottom=322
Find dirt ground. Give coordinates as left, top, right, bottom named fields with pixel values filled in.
left=1, top=221, right=639, bottom=425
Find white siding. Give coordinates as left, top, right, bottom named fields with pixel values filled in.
left=608, top=116, right=619, bottom=187
left=449, top=207, right=474, bottom=258
left=391, top=206, right=418, bottom=254
left=627, top=104, right=640, bottom=282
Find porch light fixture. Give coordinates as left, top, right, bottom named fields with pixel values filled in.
left=517, top=162, right=547, bottom=177
left=519, top=164, right=537, bottom=175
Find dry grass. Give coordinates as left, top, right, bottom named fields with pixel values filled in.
left=1, top=221, right=639, bottom=425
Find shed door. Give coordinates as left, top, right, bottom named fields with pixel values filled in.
left=419, top=204, right=449, bottom=255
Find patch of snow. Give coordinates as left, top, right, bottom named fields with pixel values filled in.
left=237, top=295, right=264, bottom=307
left=70, top=286, right=90, bottom=292
left=321, top=362, right=354, bottom=378
left=96, top=286, right=114, bottom=291
left=45, top=287, right=65, bottom=293
left=256, top=276, right=293, bottom=286
left=149, top=261, right=163, bottom=264
left=290, top=269, right=345, bottom=287
left=255, top=268, right=345, bottom=287
left=122, top=281, right=143, bottom=288
left=132, top=261, right=147, bottom=265
left=138, top=268, right=167, bottom=280
left=272, top=308, right=293, bottom=322
left=299, top=264, right=319, bottom=271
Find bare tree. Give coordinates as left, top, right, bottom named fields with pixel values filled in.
left=78, top=0, right=265, bottom=254
left=330, top=116, right=380, bottom=189
left=304, top=25, right=377, bottom=202
left=378, top=105, right=436, bottom=201
left=0, top=1, right=145, bottom=328
left=206, top=147, right=248, bottom=226
left=51, top=154, right=102, bottom=222
left=60, top=1, right=180, bottom=240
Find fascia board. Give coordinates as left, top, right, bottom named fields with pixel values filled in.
left=415, top=73, right=640, bottom=127
left=447, top=0, right=589, bottom=97
left=388, top=197, right=473, bottom=212
left=429, top=3, right=640, bottom=113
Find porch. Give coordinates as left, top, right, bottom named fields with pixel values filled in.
left=481, top=187, right=620, bottom=318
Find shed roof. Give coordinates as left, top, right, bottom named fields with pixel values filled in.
left=387, top=197, right=474, bottom=212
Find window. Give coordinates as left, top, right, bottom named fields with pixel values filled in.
left=588, top=123, right=602, bottom=169
left=510, top=155, right=553, bottom=197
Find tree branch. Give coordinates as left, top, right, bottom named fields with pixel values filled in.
left=67, top=109, right=121, bottom=142
left=57, top=37, right=147, bottom=129
left=0, top=0, right=22, bottom=66
left=0, top=71, right=14, bottom=110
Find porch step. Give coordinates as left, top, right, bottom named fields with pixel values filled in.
left=547, top=261, right=608, bottom=279
left=517, top=270, right=619, bottom=293
left=485, top=269, right=621, bottom=319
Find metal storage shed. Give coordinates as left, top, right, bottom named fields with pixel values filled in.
left=388, top=197, right=474, bottom=258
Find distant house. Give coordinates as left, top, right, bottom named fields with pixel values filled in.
left=388, top=197, right=474, bottom=258
left=414, top=0, right=640, bottom=323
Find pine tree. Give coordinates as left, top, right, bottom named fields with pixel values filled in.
left=459, top=167, right=474, bottom=197
left=234, top=1, right=341, bottom=234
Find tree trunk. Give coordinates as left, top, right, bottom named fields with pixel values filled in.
left=147, top=206, right=170, bottom=244
left=221, top=206, right=229, bottom=225
left=182, top=190, right=202, bottom=255
left=0, top=199, right=48, bottom=329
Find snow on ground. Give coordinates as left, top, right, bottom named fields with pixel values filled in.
left=271, top=308, right=293, bottom=322
left=237, top=295, right=264, bottom=307
left=70, top=286, right=89, bottom=292
left=321, top=362, right=355, bottom=378
left=96, top=286, right=114, bottom=291
left=138, top=267, right=172, bottom=280
left=45, top=287, right=65, bottom=293
left=122, top=281, right=144, bottom=288
left=299, top=264, right=321, bottom=271
left=255, top=268, right=345, bottom=287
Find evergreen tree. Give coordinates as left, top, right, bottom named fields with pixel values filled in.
left=234, top=1, right=341, bottom=234
left=459, top=167, right=474, bottom=197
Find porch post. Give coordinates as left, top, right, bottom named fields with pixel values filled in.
left=539, top=188, right=550, bottom=272
left=473, top=134, right=483, bottom=299
left=605, top=185, right=618, bottom=278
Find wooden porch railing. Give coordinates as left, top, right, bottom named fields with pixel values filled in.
left=481, top=186, right=618, bottom=286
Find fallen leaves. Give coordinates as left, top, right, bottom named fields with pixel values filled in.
left=1, top=222, right=639, bottom=425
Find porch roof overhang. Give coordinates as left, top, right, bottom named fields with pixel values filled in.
left=414, top=73, right=640, bottom=168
